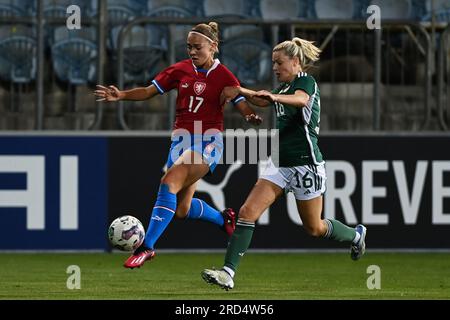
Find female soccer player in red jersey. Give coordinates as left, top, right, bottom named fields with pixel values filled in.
left=94, top=22, right=261, bottom=268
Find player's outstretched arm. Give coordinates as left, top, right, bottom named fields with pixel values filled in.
left=221, top=86, right=271, bottom=108
left=94, top=84, right=158, bottom=102
left=254, top=89, right=310, bottom=108
left=234, top=101, right=263, bottom=126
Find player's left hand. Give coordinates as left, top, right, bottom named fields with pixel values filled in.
left=254, top=90, right=276, bottom=103
left=245, top=114, right=263, bottom=126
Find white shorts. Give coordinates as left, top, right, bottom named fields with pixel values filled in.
left=260, top=159, right=327, bottom=200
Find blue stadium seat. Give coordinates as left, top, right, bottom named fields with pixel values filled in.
left=51, top=27, right=97, bottom=84
left=203, top=0, right=247, bottom=17
left=202, top=0, right=262, bottom=43
left=0, top=25, right=36, bottom=113
left=147, top=4, right=193, bottom=18
left=369, top=0, right=413, bottom=19
left=44, top=0, right=96, bottom=17
left=53, top=26, right=96, bottom=42
left=422, top=8, right=450, bottom=22
left=127, top=0, right=148, bottom=15
left=259, top=0, right=302, bottom=20
left=313, top=0, right=358, bottom=19
left=421, top=0, right=450, bottom=21
left=147, top=5, right=193, bottom=61
left=221, top=38, right=272, bottom=86
left=117, top=25, right=166, bottom=84
left=147, top=0, right=199, bottom=14
left=43, top=3, right=67, bottom=20
left=425, top=0, right=450, bottom=13
left=0, top=2, right=26, bottom=16
left=107, top=4, right=136, bottom=26
left=106, top=3, right=136, bottom=49
left=51, top=39, right=97, bottom=85
left=0, top=35, right=36, bottom=83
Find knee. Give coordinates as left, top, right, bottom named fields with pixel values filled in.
left=238, top=204, right=257, bottom=222
left=304, top=224, right=325, bottom=238
left=160, top=172, right=181, bottom=194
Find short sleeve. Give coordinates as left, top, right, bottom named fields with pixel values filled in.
left=220, top=65, right=246, bottom=105
left=271, top=84, right=283, bottom=94
left=152, top=64, right=179, bottom=94
left=292, top=75, right=316, bottom=96
left=222, top=66, right=241, bottom=87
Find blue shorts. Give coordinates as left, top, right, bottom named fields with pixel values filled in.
left=165, top=131, right=224, bottom=173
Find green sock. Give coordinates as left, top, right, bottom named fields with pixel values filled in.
left=324, top=219, right=356, bottom=243
left=224, top=219, right=255, bottom=274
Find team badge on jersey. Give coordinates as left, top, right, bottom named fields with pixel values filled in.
left=194, top=82, right=206, bottom=95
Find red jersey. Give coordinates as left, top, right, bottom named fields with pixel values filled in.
left=152, top=59, right=244, bottom=133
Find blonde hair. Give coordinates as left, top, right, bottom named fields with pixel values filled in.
left=273, top=37, right=321, bottom=71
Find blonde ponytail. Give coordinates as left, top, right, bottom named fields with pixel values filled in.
left=273, top=37, right=321, bottom=71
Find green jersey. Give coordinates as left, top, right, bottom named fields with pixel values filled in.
left=272, top=72, right=324, bottom=167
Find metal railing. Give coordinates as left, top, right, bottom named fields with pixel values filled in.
left=437, top=24, right=450, bottom=130
left=294, top=21, right=432, bottom=131
left=0, top=0, right=105, bottom=130
left=0, top=4, right=440, bottom=132
left=115, top=19, right=434, bottom=131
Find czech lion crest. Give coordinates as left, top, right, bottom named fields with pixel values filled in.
left=194, top=82, right=206, bottom=95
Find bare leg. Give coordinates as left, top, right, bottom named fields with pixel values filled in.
left=238, top=178, right=284, bottom=222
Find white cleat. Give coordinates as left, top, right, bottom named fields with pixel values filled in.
left=351, top=224, right=367, bottom=261
left=201, top=268, right=234, bottom=291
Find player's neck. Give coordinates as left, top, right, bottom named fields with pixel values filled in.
left=287, top=68, right=302, bottom=82
left=197, top=58, right=214, bottom=70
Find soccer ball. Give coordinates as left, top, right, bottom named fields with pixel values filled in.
left=108, top=215, right=145, bottom=251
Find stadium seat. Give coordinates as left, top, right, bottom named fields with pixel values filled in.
left=44, top=0, right=95, bottom=14
left=0, top=34, right=36, bottom=83
left=43, top=4, right=67, bottom=18
left=259, top=0, right=301, bottom=20
left=203, top=0, right=247, bottom=17
left=421, top=0, right=450, bottom=21
left=147, top=0, right=194, bottom=11
left=111, top=24, right=163, bottom=49
left=127, top=0, right=148, bottom=15
left=0, top=24, right=36, bottom=114
left=147, top=5, right=193, bottom=61
left=425, top=0, right=450, bottom=12
left=222, top=25, right=264, bottom=41
left=202, top=0, right=262, bottom=42
left=422, top=9, right=450, bottom=22
left=314, top=0, right=356, bottom=19
left=0, top=25, right=36, bottom=83
left=105, top=4, right=136, bottom=49
left=0, top=2, right=26, bottom=16
left=147, top=4, right=193, bottom=18
left=369, top=0, right=413, bottom=19
left=221, top=38, right=272, bottom=86
left=51, top=39, right=97, bottom=85
left=118, top=25, right=165, bottom=84
left=51, top=27, right=97, bottom=84
left=53, top=26, right=96, bottom=42
left=107, top=4, right=136, bottom=25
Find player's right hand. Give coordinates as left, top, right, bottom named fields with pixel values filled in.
left=94, top=85, right=123, bottom=102
left=245, top=113, right=263, bottom=126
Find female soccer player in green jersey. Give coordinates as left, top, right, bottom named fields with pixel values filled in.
left=201, top=37, right=367, bottom=290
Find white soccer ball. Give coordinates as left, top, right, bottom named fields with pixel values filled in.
left=108, top=215, right=145, bottom=252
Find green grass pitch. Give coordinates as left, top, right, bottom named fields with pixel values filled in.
left=0, top=252, right=449, bottom=300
